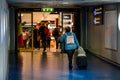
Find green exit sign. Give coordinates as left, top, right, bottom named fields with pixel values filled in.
left=41, top=8, right=54, bottom=12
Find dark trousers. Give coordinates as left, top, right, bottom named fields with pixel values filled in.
left=23, top=40, right=27, bottom=47
left=47, top=37, right=51, bottom=49
left=34, top=41, right=40, bottom=48
left=66, top=49, right=75, bottom=66
left=41, top=38, right=47, bottom=51
left=55, top=37, right=59, bottom=49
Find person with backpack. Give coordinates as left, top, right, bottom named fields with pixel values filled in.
left=52, top=26, right=61, bottom=49
left=58, top=26, right=80, bottom=69
left=38, top=23, right=50, bottom=52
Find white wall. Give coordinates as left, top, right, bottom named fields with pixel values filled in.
left=0, top=0, right=9, bottom=80
left=87, top=4, right=120, bottom=65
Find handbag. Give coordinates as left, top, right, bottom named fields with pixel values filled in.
left=75, top=47, right=86, bottom=56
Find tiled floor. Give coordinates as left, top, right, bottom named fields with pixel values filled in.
left=8, top=48, right=120, bottom=80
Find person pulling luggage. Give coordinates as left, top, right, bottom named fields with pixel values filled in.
left=58, top=26, right=80, bottom=69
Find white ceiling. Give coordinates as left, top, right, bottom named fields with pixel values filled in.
left=7, top=0, right=120, bottom=8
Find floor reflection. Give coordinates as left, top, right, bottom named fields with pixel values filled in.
left=8, top=49, right=120, bottom=80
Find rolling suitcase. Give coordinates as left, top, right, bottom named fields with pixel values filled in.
left=75, top=47, right=87, bottom=68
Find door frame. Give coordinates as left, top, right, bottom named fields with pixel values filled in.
left=16, top=12, right=34, bottom=51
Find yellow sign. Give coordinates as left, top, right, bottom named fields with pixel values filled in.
left=96, top=17, right=100, bottom=20
left=96, top=7, right=102, bottom=11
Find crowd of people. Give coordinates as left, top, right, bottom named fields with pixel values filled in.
left=32, top=21, right=63, bottom=53
left=33, top=22, right=50, bottom=52
left=18, top=20, right=80, bottom=69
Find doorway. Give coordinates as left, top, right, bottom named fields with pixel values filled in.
left=17, top=12, right=33, bottom=51
left=16, top=11, right=75, bottom=51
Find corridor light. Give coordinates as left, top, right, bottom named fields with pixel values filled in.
left=118, top=13, right=120, bottom=30
left=61, top=2, right=69, bottom=4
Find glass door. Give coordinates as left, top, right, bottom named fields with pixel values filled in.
left=17, top=12, right=33, bottom=51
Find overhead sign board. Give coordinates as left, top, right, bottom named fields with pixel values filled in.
left=93, top=6, right=103, bottom=25
left=94, top=17, right=100, bottom=24
left=93, top=7, right=102, bottom=15
left=41, top=8, right=54, bottom=12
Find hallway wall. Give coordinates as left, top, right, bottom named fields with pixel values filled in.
left=9, top=7, right=16, bottom=52
left=87, top=4, right=120, bottom=66
left=0, top=0, right=9, bottom=80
